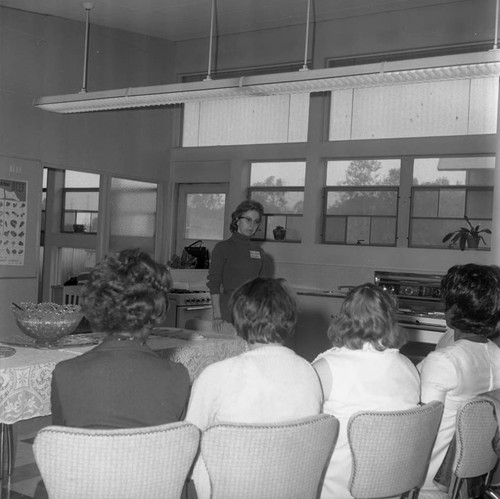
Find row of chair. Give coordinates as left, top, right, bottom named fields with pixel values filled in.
left=32, top=397, right=498, bottom=499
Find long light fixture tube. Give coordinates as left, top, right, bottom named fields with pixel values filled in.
left=33, top=50, right=500, bottom=114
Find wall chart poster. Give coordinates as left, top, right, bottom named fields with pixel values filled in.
left=0, top=178, right=27, bottom=266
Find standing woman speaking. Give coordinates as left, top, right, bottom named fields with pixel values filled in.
left=207, top=200, right=265, bottom=332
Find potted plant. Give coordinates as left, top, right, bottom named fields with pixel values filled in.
left=442, top=216, right=491, bottom=251
left=273, top=226, right=286, bottom=241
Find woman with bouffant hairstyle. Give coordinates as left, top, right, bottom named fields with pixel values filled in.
left=82, top=248, right=172, bottom=333
left=50, top=249, right=190, bottom=429
left=419, top=264, right=500, bottom=493
left=313, top=283, right=420, bottom=499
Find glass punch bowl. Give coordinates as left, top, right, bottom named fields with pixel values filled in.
left=11, top=302, right=83, bottom=348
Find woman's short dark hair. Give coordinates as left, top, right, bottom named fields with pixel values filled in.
left=328, top=283, right=406, bottom=351
left=441, top=263, right=500, bottom=338
left=230, top=277, right=297, bottom=344
left=229, top=200, right=264, bottom=233
left=81, top=248, right=172, bottom=333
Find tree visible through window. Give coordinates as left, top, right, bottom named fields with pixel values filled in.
left=249, top=162, right=305, bottom=242
left=324, top=159, right=400, bottom=246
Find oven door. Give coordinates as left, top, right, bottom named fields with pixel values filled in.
left=175, top=305, right=213, bottom=329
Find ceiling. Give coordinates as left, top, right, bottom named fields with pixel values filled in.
left=0, top=0, right=463, bottom=42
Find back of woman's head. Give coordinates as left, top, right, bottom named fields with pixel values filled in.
left=81, top=249, right=171, bottom=333
left=328, top=283, right=406, bottom=351
left=441, top=263, right=500, bottom=337
left=230, top=277, right=297, bottom=344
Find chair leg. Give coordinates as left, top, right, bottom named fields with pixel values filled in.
left=0, top=424, right=4, bottom=480
left=0, top=424, right=15, bottom=480
left=485, top=490, right=500, bottom=499
left=6, top=425, right=14, bottom=477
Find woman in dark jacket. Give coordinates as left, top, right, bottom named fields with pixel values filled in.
left=51, top=248, right=190, bottom=429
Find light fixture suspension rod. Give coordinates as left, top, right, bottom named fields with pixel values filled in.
left=494, top=0, right=499, bottom=50
left=205, top=0, right=216, bottom=80
left=302, top=0, right=311, bottom=70
left=80, top=2, right=94, bottom=93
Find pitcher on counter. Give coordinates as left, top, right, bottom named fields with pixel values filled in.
left=207, top=199, right=265, bottom=333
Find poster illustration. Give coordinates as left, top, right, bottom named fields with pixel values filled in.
left=0, top=178, right=27, bottom=266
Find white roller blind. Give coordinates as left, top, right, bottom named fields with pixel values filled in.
left=182, top=93, right=309, bottom=146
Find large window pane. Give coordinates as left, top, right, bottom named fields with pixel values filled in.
left=61, top=171, right=100, bottom=234
left=185, top=193, right=226, bottom=240
left=326, top=190, right=397, bottom=216
left=251, top=190, right=304, bottom=214
left=438, top=190, right=466, bottom=218
left=110, top=178, right=157, bottom=237
left=251, top=162, right=306, bottom=186
left=109, top=178, right=158, bottom=255
left=412, top=191, right=439, bottom=217
left=249, top=161, right=305, bottom=242
left=62, top=191, right=99, bottom=232
left=410, top=156, right=494, bottom=250
left=327, top=159, right=400, bottom=186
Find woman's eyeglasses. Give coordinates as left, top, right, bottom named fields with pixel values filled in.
left=239, top=216, right=261, bottom=227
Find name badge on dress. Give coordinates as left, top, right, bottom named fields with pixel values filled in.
left=250, top=250, right=261, bottom=259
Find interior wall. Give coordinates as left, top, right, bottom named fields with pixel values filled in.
left=174, top=0, right=496, bottom=75
left=0, top=6, right=176, bottom=181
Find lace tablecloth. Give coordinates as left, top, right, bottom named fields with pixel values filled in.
left=0, top=331, right=247, bottom=424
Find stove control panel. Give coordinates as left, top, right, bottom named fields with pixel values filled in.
left=374, top=271, right=443, bottom=301
left=167, top=289, right=212, bottom=306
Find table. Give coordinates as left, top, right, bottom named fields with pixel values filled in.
left=0, top=329, right=247, bottom=478
left=0, top=330, right=247, bottom=425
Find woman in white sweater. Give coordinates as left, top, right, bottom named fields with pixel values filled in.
left=185, top=277, right=323, bottom=499
left=313, top=283, right=420, bottom=499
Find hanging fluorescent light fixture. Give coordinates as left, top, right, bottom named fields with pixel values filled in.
left=33, top=51, right=500, bottom=114
left=33, top=0, right=500, bottom=115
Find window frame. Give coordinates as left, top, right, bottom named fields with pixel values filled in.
left=321, top=155, right=494, bottom=249
left=322, top=185, right=400, bottom=246
left=60, top=187, right=100, bottom=234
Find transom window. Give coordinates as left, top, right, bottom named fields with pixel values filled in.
left=249, top=162, right=306, bottom=242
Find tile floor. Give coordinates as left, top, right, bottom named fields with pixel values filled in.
left=1, top=416, right=51, bottom=499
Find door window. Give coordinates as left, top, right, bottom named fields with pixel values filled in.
left=176, top=184, right=228, bottom=256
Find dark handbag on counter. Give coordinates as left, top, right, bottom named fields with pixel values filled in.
left=184, top=240, right=210, bottom=269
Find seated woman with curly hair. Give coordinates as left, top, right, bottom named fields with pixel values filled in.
left=418, top=263, right=500, bottom=493
left=313, top=283, right=420, bottom=499
left=50, top=248, right=190, bottom=429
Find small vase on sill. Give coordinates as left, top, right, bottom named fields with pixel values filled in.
left=273, top=226, right=286, bottom=241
